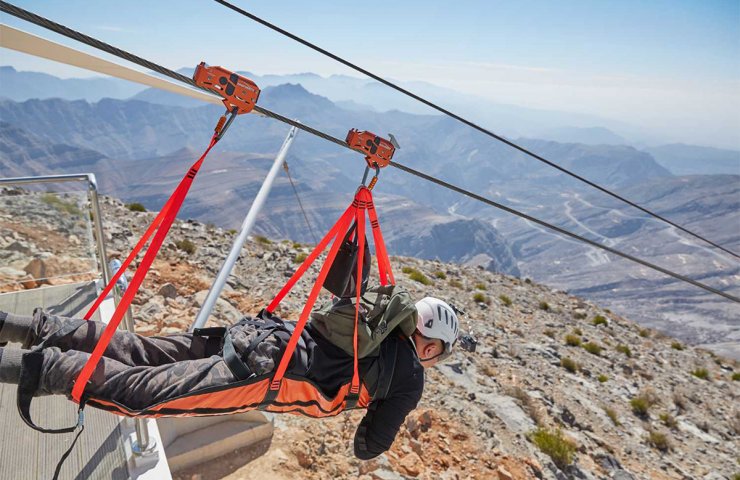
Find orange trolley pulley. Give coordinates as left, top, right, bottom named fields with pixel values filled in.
left=194, top=62, right=261, bottom=114
left=346, top=129, right=399, bottom=168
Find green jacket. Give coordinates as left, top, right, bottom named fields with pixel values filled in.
left=309, top=284, right=418, bottom=358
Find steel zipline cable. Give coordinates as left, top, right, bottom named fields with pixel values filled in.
left=1, top=1, right=738, bottom=303
left=209, top=0, right=740, bottom=262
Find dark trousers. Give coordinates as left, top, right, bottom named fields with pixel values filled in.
left=28, top=311, right=281, bottom=410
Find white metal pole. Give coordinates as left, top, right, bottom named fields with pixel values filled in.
left=190, top=126, right=299, bottom=331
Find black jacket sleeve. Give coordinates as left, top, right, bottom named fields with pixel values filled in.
left=353, top=342, right=424, bottom=459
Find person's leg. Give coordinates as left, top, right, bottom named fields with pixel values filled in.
left=0, top=309, right=216, bottom=366
left=0, top=311, right=32, bottom=345
left=0, top=347, right=22, bottom=384
left=0, top=345, right=237, bottom=411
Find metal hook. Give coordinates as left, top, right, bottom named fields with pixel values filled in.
left=360, top=164, right=381, bottom=190
left=215, top=107, right=239, bottom=141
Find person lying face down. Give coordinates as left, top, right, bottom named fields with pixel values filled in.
left=0, top=295, right=459, bottom=460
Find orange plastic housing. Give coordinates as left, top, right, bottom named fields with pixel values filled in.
left=85, top=376, right=371, bottom=419
left=193, top=62, right=260, bottom=114
left=346, top=129, right=396, bottom=168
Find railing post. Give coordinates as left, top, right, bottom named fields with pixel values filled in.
left=132, top=412, right=155, bottom=456
left=109, top=274, right=156, bottom=455
left=87, top=174, right=111, bottom=285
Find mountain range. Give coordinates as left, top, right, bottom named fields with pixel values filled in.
left=4, top=64, right=740, bottom=162
left=645, top=144, right=740, bottom=176
left=0, top=66, right=145, bottom=102
left=0, top=69, right=738, bottom=357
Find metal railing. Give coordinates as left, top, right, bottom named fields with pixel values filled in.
left=0, top=173, right=154, bottom=454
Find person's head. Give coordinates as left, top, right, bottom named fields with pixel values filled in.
left=412, top=297, right=459, bottom=368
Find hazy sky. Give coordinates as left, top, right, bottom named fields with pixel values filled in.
left=2, top=0, right=739, bottom=148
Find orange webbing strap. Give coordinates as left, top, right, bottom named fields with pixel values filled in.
left=350, top=195, right=367, bottom=395
left=71, top=134, right=218, bottom=403
left=367, top=197, right=394, bottom=285
left=265, top=187, right=392, bottom=404
left=266, top=206, right=355, bottom=390
left=266, top=203, right=355, bottom=313
left=82, top=195, right=174, bottom=320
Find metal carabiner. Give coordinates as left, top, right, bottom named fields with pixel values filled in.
left=214, top=106, right=239, bottom=142
left=360, top=164, right=381, bottom=190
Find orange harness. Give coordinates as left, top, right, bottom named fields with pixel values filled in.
left=78, top=185, right=389, bottom=418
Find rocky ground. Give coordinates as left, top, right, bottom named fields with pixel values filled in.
left=0, top=189, right=98, bottom=292
left=1, top=191, right=738, bottom=479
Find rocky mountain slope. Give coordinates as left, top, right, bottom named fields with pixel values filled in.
left=2, top=190, right=738, bottom=479
left=0, top=189, right=98, bottom=292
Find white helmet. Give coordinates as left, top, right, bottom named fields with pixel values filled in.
left=414, top=297, right=459, bottom=357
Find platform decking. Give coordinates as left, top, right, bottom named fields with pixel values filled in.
left=0, top=282, right=130, bottom=480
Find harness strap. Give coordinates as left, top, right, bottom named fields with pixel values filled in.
left=266, top=205, right=356, bottom=392
left=71, top=126, right=224, bottom=403
left=344, top=392, right=360, bottom=410
left=349, top=196, right=367, bottom=396
left=17, top=351, right=83, bottom=434
left=367, top=198, right=394, bottom=285
left=17, top=351, right=88, bottom=478
left=81, top=195, right=174, bottom=321
left=192, top=326, right=226, bottom=337
left=226, top=319, right=285, bottom=380
left=263, top=186, right=394, bottom=409
left=266, top=202, right=356, bottom=312
left=279, top=322, right=310, bottom=376
left=51, top=424, right=85, bottom=480
left=222, top=317, right=310, bottom=382
left=223, top=333, right=253, bottom=380
left=245, top=326, right=280, bottom=356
